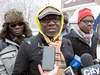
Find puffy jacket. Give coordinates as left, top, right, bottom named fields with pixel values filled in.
left=0, top=38, right=19, bottom=75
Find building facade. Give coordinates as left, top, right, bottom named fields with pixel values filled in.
left=61, top=0, right=100, bottom=18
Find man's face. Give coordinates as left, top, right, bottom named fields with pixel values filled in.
left=62, top=15, right=68, bottom=31
left=40, top=15, right=61, bottom=39
left=8, top=21, right=24, bottom=36
left=78, top=16, right=94, bottom=34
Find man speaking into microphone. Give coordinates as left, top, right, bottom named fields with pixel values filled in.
left=63, top=7, right=99, bottom=75
left=12, top=5, right=74, bottom=75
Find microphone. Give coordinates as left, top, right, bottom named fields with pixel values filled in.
left=65, top=52, right=74, bottom=63
left=65, top=53, right=82, bottom=69
left=81, top=53, right=94, bottom=67
left=64, top=53, right=74, bottom=75
left=81, top=53, right=100, bottom=75
left=63, top=53, right=82, bottom=75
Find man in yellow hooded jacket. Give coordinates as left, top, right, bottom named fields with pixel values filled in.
left=12, top=6, right=74, bottom=75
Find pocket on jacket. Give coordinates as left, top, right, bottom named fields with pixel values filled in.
left=1, top=51, right=17, bottom=75
left=1, top=51, right=16, bottom=58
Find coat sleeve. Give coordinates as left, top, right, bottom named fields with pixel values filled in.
left=12, top=40, right=30, bottom=75
left=62, top=37, right=78, bottom=74
left=0, top=56, right=8, bottom=75
left=0, top=40, right=8, bottom=75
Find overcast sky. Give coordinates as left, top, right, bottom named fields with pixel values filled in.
left=42, top=0, right=61, bottom=9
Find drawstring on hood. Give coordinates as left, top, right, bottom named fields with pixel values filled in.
left=35, top=6, right=63, bottom=42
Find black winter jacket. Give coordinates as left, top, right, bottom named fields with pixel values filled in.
left=63, top=29, right=99, bottom=75
left=12, top=33, right=74, bottom=75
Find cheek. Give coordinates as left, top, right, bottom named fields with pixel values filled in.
left=78, top=23, right=85, bottom=29
left=41, top=24, right=47, bottom=31
left=9, top=27, right=14, bottom=33
left=63, top=24, right=66, bottom=27
left=57, top=23, right=61, bottom=30
left=21, top=26, right=24, bottom=32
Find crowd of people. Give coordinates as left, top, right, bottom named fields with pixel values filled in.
left=0, top=5, right=99, bottom=75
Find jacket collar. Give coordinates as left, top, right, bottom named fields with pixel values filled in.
left=0, top=44, right=18, bottom=55
left=5, top=39, right=19, bottom=47
left=70, top=29, right=99, bottom=45
left=70, top=29, right=99, bottom=39
left=37, top=33, right=65, bottom=49
left=0, top=39, right=19, bottom=55
left=70, top=29, right=79, bottom=37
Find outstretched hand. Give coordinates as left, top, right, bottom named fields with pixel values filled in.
left=38, top=64, right=58, bottom=75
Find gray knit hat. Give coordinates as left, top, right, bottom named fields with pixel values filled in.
left=38, top=7, right=61, bottom=19
left=4, top=10, right=25, bottom=23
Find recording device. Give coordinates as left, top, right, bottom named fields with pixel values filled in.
left=81, top=53, right=94, bottom=67
left=64, top=53, right=74, bottom=75
left=65, top=53, right=82, bottom=69
left=94, top=59, right=100, bottom=64
left=42, top=46, right=55, bottom=71
left=64, top=53, right=81, bottom=75
left=64, top=66, right=74, bottom=75
left=81, top=53, right=100, bottom=75
left=70, top=54, right=81, bottom=69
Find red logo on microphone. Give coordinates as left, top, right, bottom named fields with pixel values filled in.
left=75, top=60, right=78, bottom=62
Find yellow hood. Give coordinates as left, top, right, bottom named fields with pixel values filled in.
left=35, top=5, right=63, bottom=41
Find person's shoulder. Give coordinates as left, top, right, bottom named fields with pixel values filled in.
left=0, top=39, right=8, bottom=52
left=62, top=37, right=71, bottom=45
left=63, top=32, right=70, bottom=38
left=93, top=31, right=99, bottom=37
left=23, top=35, right=37, bottom=45
left=66, top=26, right=71, bottom=29
left=0, top=39, right=3, bottom=43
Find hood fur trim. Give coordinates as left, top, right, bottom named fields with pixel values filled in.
left=0, top=21, right=32, bottom=39
left=4, top=10, right=24, bottom=23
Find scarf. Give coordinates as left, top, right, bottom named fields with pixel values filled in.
left=76, top=26, right=93, bottom=43
left=9, top=32, right=25, bottom=46
left=44, top=35, right=66, bottom=75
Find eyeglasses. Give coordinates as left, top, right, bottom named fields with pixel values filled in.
left=80, top=20, right=94, bottom=24
left=64, top=21, right=68, bottom=24
left=9, top=22, right=24, bottom=27
left=41, top=17, right=61, bottom=23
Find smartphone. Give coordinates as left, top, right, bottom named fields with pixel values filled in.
left=42, top=46, right=55, bottom=71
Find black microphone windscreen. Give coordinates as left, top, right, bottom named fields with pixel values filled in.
left=65, top=52, right=74, bottom=62
left=81, top=53, right=94, bottom=67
